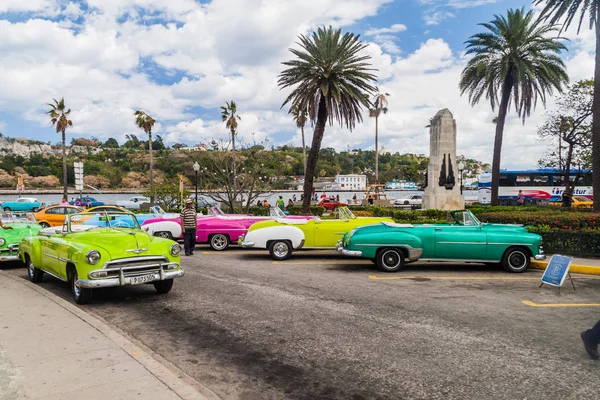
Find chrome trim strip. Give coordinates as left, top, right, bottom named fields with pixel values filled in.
left=437, top=242, right=486, bottom=245
left=337, top=247, right=362, bottom=257
left=102, top=256, right=168, bottom=269
left=241, top=241, right=255, bottom=248
left=0, top=255, right=19, bottom=261
left=419, top=258, right=501, bottom=263
left=534, top=255, right=546, bottom=260
left=487, top=243, right=535, bottom=246
left=125, top=248, right=149, bottom=254
left=43, top=253, right=75, bottom=264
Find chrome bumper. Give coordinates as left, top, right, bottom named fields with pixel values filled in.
left=338, top=248, right=362, bottom=257
left=534, top=254, right=546, bottom=261
left=76, top=269, right=184, bottom=289
left=241, top=241, right=255, bottom=248
left=0, top=254, right=20, bottom=262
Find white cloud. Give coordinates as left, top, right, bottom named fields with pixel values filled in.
left=0, top=0, right=54, bottom=13
left=365, top=23, right=407, bottom=36
left=424, top=10, right=455, bottom=26
left=364, top=24, right=407, bottom=55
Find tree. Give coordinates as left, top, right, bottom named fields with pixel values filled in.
left=278, top=26, right=377, bottom=212
left=220, top=101, right=241, bottom=192
left=290, top=105, right=308, bottom=176
left=47, top=98, right=73, bottom=196
left=538, top=80, right=593, bottom=205
left=535, top=0, right=600, bottom=212
left=144, top=183, right=189, bottom=211
left=459, top=8, right=568, bottom=205
left=103, top=138, right=120, bottom=148
left=134, top=110, right=156, bottom=186
left=369, top=92, right=389, bottom=183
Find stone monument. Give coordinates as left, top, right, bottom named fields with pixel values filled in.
left=422, top=109, right=465, bottom=210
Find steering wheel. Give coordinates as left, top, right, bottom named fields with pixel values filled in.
left=112, top=221, right=130, bottom=228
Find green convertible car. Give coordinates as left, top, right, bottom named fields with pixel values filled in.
left=19, top=212, right=184, bottom=304
left=0, top=213, right=42, bottom=262
left=337, top=210, right=545, bottom=273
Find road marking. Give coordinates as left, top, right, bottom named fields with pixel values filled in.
left=272, top=261, right=371, bottom=265
left=522, top=300, right=600, bottom=307
left=369, top=275, right=544, bottom=281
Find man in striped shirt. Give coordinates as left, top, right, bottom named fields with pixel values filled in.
left=180, top=198, right=197, bottom=256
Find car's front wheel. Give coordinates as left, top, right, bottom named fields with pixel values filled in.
left=70, top=269, right=92, bottom=304
left=269, top=240, right=292, bottom=261
left=209, top=234, right=229, bottom=251
left=32, top=207, right=39, bottom=212
left=27, top=258, right=44, bottom=283
left=154, top=279, right=174, bottom=294
left=154, top=231, right=173, bottom=240
left=3, top=207, right=10, bottom=211
left=502, top=247, right=530, bottom=273
left=39, top=222, right=50, bottom=228
left=376, top=248, right=405, bottom=273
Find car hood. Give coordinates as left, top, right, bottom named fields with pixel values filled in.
left=0, top=223, right=41, bottom=246
left=66, top=228, right=158, bottom=258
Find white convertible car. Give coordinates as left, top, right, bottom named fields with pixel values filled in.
left=115, top=196, right=151, bottom=210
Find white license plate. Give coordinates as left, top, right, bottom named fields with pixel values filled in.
left=129, top=274, right=157, bottom=285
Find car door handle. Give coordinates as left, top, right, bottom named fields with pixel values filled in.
left=435, top=228, right=443, bottom=231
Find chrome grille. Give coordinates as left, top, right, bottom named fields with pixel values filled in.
left=103, top=256, right=168, bottom=270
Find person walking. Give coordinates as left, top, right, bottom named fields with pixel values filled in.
left=292, top=194, right=297, bottom=203
left=517, top=190, right=525, bottom=206
left=180, top=198, right=197, bottom=256
left=60, top=195, right=69, bottom=205
left=581, top=321, right=600, bottom=360
left=276, top=196, right=285, bottom=209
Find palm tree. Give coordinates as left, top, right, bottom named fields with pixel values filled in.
left=535, top=0, right=600, bottom=212
left=459, top=8, right=568, bottom=205
left=134, top=111, right=156, bottom=187
left=290, top=105, right=308, bottom=175
left=221, top=101, right=241, bottom=191
left=47, top=98, right=73, bottom=197
left=369, top=92, right=389, bottom=184
left=278, top=26, right=377, bottom=212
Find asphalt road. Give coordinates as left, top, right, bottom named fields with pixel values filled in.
left=4, top=249, right=600, bottom=400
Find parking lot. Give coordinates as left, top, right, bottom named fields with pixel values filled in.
left=4, top=248, right=600, bottom=400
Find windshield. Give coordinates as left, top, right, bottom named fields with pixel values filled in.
left=211, top=206, right=225, bottom=216
left=574, top=196, right=591, bottom=202
left=336, top=207, right=356, bottom=220
left=69, top=212, right=141, bottom=231
left=150, top=205, right=165, bottom=214
left=270, top=207, right=286, bottom=218
left=452, top=210, right=480, bottom=226
left=1, top=212, right=36, bottom=223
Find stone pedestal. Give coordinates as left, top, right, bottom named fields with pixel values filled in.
left=422, top=109, right=465, bottom=210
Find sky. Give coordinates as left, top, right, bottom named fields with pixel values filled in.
left=0, top=0, right=596, bottom=169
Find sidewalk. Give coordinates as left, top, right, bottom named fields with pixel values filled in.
left=0, top=271, right=217, bottom=400
left=531, top=254, right=600, bottom=275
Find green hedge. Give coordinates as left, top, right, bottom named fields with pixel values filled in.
left=474, top=211, right=600, bottom=230
left=528, top=228, right=600, bottom=257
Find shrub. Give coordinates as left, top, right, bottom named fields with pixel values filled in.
left=527, top=228, right=600, bottom=257
left=474, top=210, right=600, bottom=230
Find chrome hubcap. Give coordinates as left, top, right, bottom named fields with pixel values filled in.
left=72, top=273, right=80, bottom=298
left=212, top=235, right=227, bottom=249
left=273, top=243, right=289, bottom=258
left=382, top=251, right=400, bottom=269
left=158, top=232, right=170, bottom=238
left=509, top=252, right=526, bottom=269
left=28, top=261, right=34, bottom=277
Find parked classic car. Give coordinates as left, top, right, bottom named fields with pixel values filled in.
left=34, top=205, right=83, bottom=227
left=2, top=198, right=43, bottom=212
left=317, top=197, right=347, bottom=211
left=81, top=209, right=183, bottom=240
left=69, top=197, right=104, bottom=207
left=392, top=194, right=422, bottom=207
left=549, top=196, right=593, bottom=209
left=240, top=207, right=394, bottom=260
left=0, top=213, right=42, bottom=262
left=20, top=212, right=184, bottom=304
left=115, top=196, right=151, bottom=210
left=337, top=209, right=545, bottom=273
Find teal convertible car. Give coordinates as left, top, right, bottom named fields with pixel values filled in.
left=337, top=210, right=545, bottom=273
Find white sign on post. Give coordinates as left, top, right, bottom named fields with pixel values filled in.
left=74, top=162, right=84, bottom=191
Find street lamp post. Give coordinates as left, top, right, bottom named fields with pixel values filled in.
left=458, top=161, right=465, bottom=195
left=193, top=162, right=200, bottom=211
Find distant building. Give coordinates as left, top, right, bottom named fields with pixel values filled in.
left=180, top=144, right=207, bottom=151
left=335, top=174, right=367, bottom=190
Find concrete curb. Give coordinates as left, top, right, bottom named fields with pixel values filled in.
left=0, top=270, right=220, bottom=400
left=531, top=261, right=600, bottom=275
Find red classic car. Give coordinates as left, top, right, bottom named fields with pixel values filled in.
left=317, top=197, right=347, bottom=211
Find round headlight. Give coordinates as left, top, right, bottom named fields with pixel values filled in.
left=0, top=238, right=5, bottom=246
left=170, top=244, right=181, bottom=257
left=86, top=250, right=101, bottom=265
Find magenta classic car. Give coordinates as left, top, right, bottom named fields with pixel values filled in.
left=142, top=207, right=313, bottom=251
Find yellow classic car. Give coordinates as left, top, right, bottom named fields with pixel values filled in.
left=549, top=196, right=593, bottom=209
left=240, top=207, right=393, bottom=260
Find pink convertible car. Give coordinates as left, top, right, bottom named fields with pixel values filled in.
left=142, top=207, right=313, bottom=251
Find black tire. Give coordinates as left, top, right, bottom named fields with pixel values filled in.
left=27, top=257, right=44, bottom=283
left=3, top=207, right=10, bottom=211
left=154, top=279, right=174, bottom=294
left=404, top=200, right=409, bottom=205
left=209, top=234, right=229, bottom=251
left=32, top=207, right=39, bottom=212
left=501, top=247, right=530, bottom=273
left=39, top=222, right=50, bottom=228
left=154, top=231, right=173, bottom=240
left=268, top=240, right=292, bottom=261
left=70, top=269, right=92, bottom=305
left=376, top=248, right=405, bottom=273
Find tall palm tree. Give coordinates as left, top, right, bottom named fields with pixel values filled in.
left=278, top=26, right=377, bottom=212
left=221, top=101, right=241, bottom=191
left=134, top=110, right=156, bottom=187
left=535, top=0, right=600, bottom=212
left=369, top=92, right=389, bottom=184
left=47, top=98, right=73, bottom=197
left=459, top=8, right=568, bottom=205
left=290, top=105, right=308, bottom=175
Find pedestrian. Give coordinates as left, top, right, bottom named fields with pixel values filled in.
left=257, top=200, right=262, bottom=206
left=287, top=199, right=294, bottom=208
left=86, top=198, right=91, bottom=209
left=75, top=198, right=82, bottom=207
left=60, top=195, right=69, bottom=205
left=292, top=194, right=297, bottom=202
left=352, top=194, right=357, bottom=202
left=263, top=199, right=271, bottom=207
left=336, top=194, right=340, bottom=202
left=276, top=196, right=285, bottom=208
left=39, top=202, right=47, bottom=210
left=180, top=198, right=197, bottom=256
left=517, top=190, right=524, bottom=206
left=581, top=320, right=600, bottom=360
